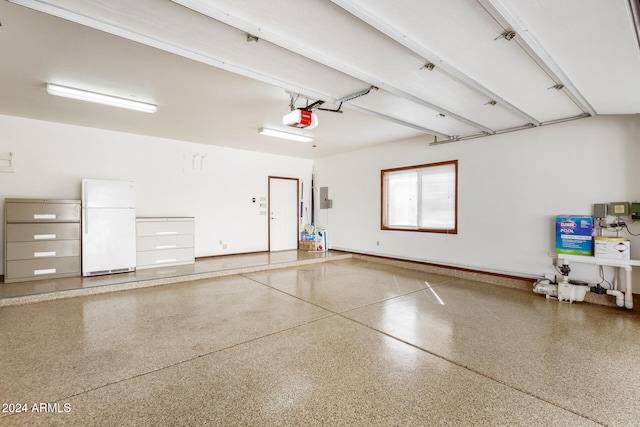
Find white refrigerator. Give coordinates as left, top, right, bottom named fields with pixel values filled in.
left=82, top=179, right=136, bottom=276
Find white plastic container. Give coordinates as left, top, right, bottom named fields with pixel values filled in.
left=558, top=281, right=589, bottom=303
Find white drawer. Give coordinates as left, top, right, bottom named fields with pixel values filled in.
left=137, top=234, right=193, bottom=252
left=6, top=240, right=80, bottom=261
left=6, top=223, right=80, bottom=242
left=136, top=220, right=194, bottom=237
left=136, top=247, right=194, bottom=267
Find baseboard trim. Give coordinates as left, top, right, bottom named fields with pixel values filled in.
left=336, top=250, right=532, bottom=291
left=333, top=249, right=639, bottom=311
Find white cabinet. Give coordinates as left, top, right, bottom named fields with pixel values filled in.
left=4, top=199, right=81, bottom=283
left=136, top=217, right=195, bottom=269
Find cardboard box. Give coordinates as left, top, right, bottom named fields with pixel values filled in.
left=594, top=236, right=630, bottom=259
left=299, top=240, right=316, bottom=251
left=555, top=216, right=594, bottom=255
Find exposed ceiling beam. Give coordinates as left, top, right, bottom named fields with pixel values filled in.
left=171, top=0, right=492, bottom=135
left=331, top=0, right=542, bottom=127
left=345, top=103, right=452, bottom=138
left=627, top=0, right=640, bottom=50
left=9, top=0, right=456, bottom=138
left=476, top=0, right=598, bottom=117
left=9, top=0, right=452, bottom=139
left=7, top=0, right=345, bottom=106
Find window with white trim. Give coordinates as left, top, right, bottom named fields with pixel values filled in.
left=381, top=160, right=458, bottom=233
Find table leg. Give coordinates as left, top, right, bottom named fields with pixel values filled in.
left=625, top=265, right=633, bottom=309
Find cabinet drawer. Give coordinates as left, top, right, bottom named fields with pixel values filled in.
left=6, top=240, right=80, bottom=261
left=6, top=202, right=80, bottom=222
left=137, top=234, right=193, bottom=251
left=136, top=220, right=194, bottom=237
left=6, top=223, right=80, bottom=242
left=137, top=248, right=194, bottom=267
left=5, top=257, right=81, bottom=281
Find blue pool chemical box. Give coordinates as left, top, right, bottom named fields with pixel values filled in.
left=555, top=216, right=594, bottom=255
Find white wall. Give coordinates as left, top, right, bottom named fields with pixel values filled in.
left=3, top=113, right=640, bottom=289
left=313, top=115, right=640, bottom=288
left=0, top=114, right=313, bottom=274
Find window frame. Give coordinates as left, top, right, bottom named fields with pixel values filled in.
left=380, top=160, right=458, bottom=234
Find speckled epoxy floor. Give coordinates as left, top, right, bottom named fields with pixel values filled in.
left=1, top=258, right=638, bottom=426
left=0, top=250, right=349, bottom=304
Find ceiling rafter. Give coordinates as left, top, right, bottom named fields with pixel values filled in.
left=628, top=0, right=640, bottom=48
left=6, top=0, right=341, bottom=106
left=345, top=103, right=451, bottom=138
left=330, top=0, right=542, bottom=127
left=476, top=0, right=598, bottom=117
left=7, top=0, right=638, bottom=155
left=9, top=0, right=453, bottom=139
left=170, top=0, right=489, bottom=135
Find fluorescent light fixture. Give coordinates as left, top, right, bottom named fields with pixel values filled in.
left=258, top=127, right=313, bottom=143
left=46, top=83, right=157, bottom=113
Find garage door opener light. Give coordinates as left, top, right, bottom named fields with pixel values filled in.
left=258, top=127, right=313, bottom=143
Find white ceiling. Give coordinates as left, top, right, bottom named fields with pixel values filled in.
left=1, top=0, right=640, bottom=159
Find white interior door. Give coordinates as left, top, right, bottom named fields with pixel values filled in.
left=269, top=177, right=299, bottom=251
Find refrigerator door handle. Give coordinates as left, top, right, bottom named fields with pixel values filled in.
left=82, top=182, right=88, bottom=234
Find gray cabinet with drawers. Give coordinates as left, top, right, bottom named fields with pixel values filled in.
left=4, top=199, right=81, bottom=283
left=136, top=217, right=195, bottom=269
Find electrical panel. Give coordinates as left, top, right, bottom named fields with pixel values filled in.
left=609, top=202, right=629, bottom=216
left=631, top=202, right=640, bottom=220
left=319, top=187, right=332, bottom=209
left=593, top=203, right=607, bottom=219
